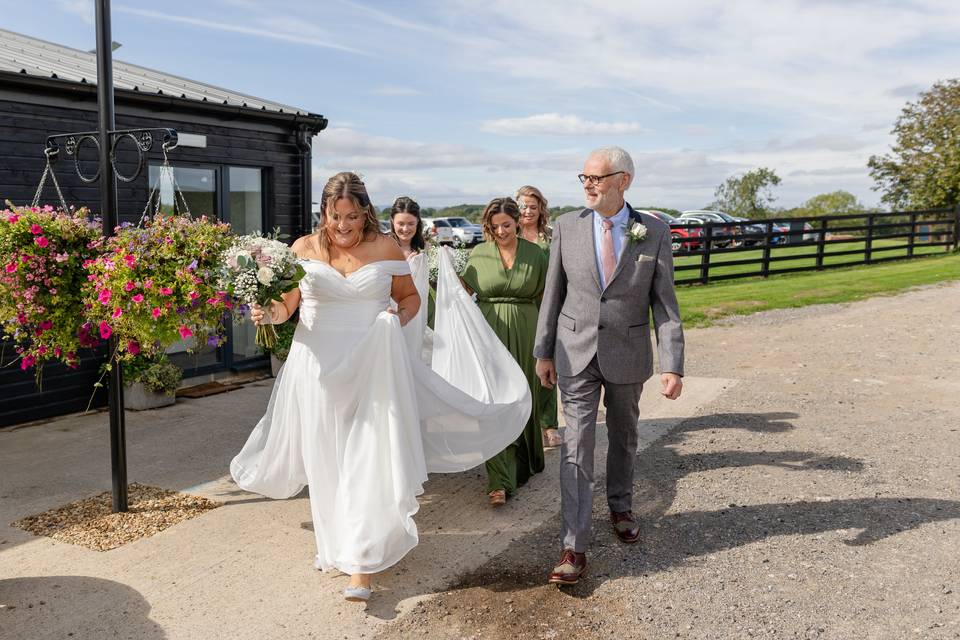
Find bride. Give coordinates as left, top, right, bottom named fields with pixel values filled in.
left=231, top=172, right=530, bottom=602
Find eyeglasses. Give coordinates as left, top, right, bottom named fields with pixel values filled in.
left=577, top=171, right=624, bottom=185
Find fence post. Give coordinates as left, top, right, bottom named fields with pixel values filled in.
left=816, top=218, right=828, bottom=269
left=761, top=220, right=772, bottom=278
left=865, top=213, right=875, bottom=264
left=907, top=211, right=917, bottom=257
left=954, top=204, right=960, bottom=251
left=700, top=224, right=713, bottom=285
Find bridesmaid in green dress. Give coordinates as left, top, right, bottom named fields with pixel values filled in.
left=516, top=185, right=562, bottom=451
left=460, top=197, right=548, bottom=506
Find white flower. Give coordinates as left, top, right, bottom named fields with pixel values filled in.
left=627, top=222, right=648, bottom=244
left=256, top=266, right=275, bottom=285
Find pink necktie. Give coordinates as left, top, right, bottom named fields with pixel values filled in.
left=601, top=218, right=616, bottom=286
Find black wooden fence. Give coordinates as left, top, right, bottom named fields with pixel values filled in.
left=672, top=207, right=960, bottom=285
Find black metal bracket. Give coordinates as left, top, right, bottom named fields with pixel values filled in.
left=44, top=127, right=178, bottom=184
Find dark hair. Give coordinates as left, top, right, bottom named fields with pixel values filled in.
left=480, top=197, right=521, bottom=242
left=389, top=196, right=425, bottom=253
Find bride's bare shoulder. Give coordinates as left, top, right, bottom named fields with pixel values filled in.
left=373, top=233, right=405, bottom=261
left=291, top=234, right=317, bottom=259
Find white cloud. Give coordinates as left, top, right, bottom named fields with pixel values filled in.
left=114, top=5, right=369, bottom=55
left=481, top=113, right=649, bottom=136
left=57, top=0, right=93, bottom=24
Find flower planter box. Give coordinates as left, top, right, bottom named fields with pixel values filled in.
left=124, top=382, right=176, bottom=411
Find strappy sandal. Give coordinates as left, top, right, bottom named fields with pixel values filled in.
left=488, top=489, right=506, bottom=507
left=542, top=428, right=563, bottom=449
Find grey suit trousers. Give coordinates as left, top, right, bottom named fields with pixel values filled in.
left=559, top=355, right=642, bottom=552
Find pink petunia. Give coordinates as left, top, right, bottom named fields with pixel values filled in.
left=112, top=307, right=123, bottom=319
left=20, top=355, right=36, bottom=370
left=54, top=347, right=62, bottom=357
left=124, top=281, right=136, bottom=292
left=54, top=253, right=69, bottom=263
left=7, top=213, right=19, bottom=223
left=144, top=279, right=153, bottom=289
left=99, top=322, right=112, bottom=339
left=39, top=320, right=53, bottom=331
left=178, top=325, right=193, bottom=339
left=151, top=307, right=162, bottom=319
left=98, top=289, right=112, bottom=305
left=124, top=254, right=136, bottom=267
left=126, top=340, right=140, bottom=355
left=4, top=262, right=16, bottom=274
left=34, top=236, right=49, bottom=248
left=189, top=291, right=199, bottom=300
left=37, top=346, right=47, bottom=355
left=29, top=224, right=43, bottom=235
left=131, top=294, right=145, bottom=304
left=160, top=287, right=173, bottom=296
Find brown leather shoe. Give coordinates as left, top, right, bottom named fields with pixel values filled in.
left=611, top=510, right=641, bottom=544
left=548, top=549, right=587, bottom=585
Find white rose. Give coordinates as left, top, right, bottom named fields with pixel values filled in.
left=256, top=266, right=275, bottom=285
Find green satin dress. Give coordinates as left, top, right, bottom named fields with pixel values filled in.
left=461, top=238, right=548, bottom=494
left=532, top=233, right=559, bottom=432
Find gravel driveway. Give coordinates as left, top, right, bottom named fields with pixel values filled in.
left=377, top=281, right=960, bottom=640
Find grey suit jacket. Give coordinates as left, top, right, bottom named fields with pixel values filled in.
left=533, top=204, right=685, bottom=384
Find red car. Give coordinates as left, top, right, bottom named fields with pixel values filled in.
left=639, top=210, right=704, bottom=252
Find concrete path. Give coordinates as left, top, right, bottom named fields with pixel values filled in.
left=0, top=373, right=730, bottom=640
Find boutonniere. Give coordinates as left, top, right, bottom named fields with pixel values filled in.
left=626, top=221, right=648, bottom=245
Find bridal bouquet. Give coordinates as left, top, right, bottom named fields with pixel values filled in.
left=218, top=231, right=305, bottom=349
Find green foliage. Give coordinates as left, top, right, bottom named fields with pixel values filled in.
left=709, top=167, right=782, bottom=218
left=265, top=320, right=297, bottom=360
left=789, top=191, right=866, bottom=218
left=868, top=79, right=960, bottom=210
left=122, top=354, right=183, bottom=396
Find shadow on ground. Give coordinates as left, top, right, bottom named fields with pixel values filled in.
left=445, top=411, right=960, bottom=598
left=0, top=575, right=165, bottom=639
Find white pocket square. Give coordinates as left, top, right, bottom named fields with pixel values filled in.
left=636, top=254, right=654, bottom=263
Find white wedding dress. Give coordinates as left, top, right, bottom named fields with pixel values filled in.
left=230, top=249, right=530, bottom=575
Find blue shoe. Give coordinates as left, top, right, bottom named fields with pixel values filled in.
left=343, top=586, right=371, bottom=602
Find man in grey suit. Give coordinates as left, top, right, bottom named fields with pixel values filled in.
left=534, top=146, right=685, bottom=585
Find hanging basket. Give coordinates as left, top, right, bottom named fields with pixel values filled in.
left=0, top=203, right=104, bottom=377
left=81, top=149, right=233, bottom=361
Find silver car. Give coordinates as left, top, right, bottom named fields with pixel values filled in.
left=421, top=217, right=456, bottom=245
left=435, top=216, right=484, bottom=246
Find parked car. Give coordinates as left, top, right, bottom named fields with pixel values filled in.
left=434, top=216, right=484, bottom=246
left=638, top=209, right=704, bottom=252
left=679, top=210, right=739, bottom=247
left=730, top=216, right=766, bottom=246
left=421, top=217, right=456, bottom=245
left=378, top=219, right=392, bottom=234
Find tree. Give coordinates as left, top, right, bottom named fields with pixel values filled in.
left=868, top=78, right=960, bottom=210
left=789, top=191, right=866, bottom=218
left=708, top=167, right=782, bottom=218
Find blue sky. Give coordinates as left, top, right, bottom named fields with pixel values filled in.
left=5, top=0, right=960, bottom=210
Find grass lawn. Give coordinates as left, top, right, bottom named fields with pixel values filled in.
left=676, top=251, right=960, bottom=328
left=673, top=238, right=950, bottom=281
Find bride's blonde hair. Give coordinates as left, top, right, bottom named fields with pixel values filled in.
left=315, top=172, right=381, bottom=259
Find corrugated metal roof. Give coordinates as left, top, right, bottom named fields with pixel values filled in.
left=0, top=28, right=313, bottom=116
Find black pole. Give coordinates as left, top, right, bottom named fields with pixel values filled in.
left=96, top=0, right=128, bottom=513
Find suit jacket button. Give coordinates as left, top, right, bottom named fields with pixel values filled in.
left=600, top=296, right=606, bottom=303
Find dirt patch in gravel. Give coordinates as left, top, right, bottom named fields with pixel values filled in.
left=11, top=483, right=221, bottom=551
left=377, top=281, right=960, bottom=640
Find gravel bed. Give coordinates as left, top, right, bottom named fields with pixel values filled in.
left=11, top=483, right=221, bottom=551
